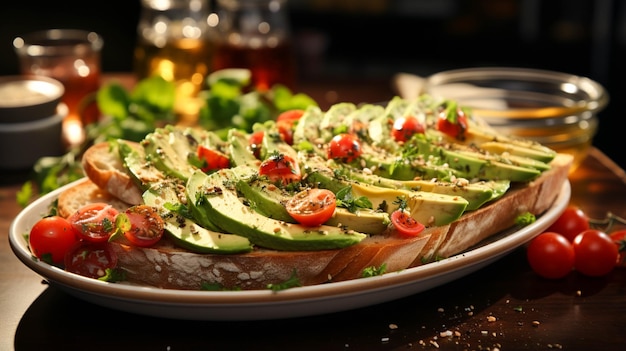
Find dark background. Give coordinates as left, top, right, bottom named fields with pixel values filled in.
left=1, top=0, right=624, bottom=168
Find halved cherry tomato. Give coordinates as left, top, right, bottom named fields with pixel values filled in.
left=197, top=145, right=230, bottom=172
left=436, top=106, right=468, bottom=140
left=392, top=116, right=425, bottom=142
left=276, top=110, right=304, bottom=145
left=68, top=203, right=119, bottom=243
left=546, top=206, right=590, bottom=242
left=526, top=232, right=575, bottom=279
left=277, top=109, right=305, bottom=123
left=286, top=188, right=336, bottom=227
left=573, top=229, right=619, bottom=277
left=249, top=130, right=265, bottom=159
left=29, top=216, right=80, bottom=264
left=259, top=153, right=302, bottom=185
left=64, top=242, right=117, bottom=279
left=390, top=210, right=425, bottom=237
left=327, top=133, right=362, bottom=163
left=609, top=229, right=626, bottom=267
left=118, top=205, right=165, bottom=247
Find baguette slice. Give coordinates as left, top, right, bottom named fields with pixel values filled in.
left=414, top=152, right=573, bottom=263
left=59, top=142, right=573, bottom=291
left=81, top=141, right=144, bottom=205
left=57, top=178, right=132, bottom=218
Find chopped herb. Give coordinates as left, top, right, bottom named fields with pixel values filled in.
left=267, top=269, right=301, bottom=291
left=336, top=186, right=372, bottom=213
left=362, top=263, right=387, bottom=277
left=515, top=212, right=536, bottom=226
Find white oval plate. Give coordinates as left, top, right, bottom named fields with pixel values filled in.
left=9, top=179, right=570, bottom=321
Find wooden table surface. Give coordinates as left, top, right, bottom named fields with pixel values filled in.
left=1, top=76, right=625, bottom=351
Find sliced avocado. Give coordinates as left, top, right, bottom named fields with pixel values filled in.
left=118, top=139, right=166, bottom=190
left=235, top=177, right=295, bottom=223
left=292, top=105, right=323, bottom=144
left=227, top=129, right=260, bottom=168
left=325, top=207, right=389, bottom=235
left=466, top=126, right=557, bottom=162
left=143, top=184, right=252, bottom=254
left=187, top=168, right=367, bottom=251
left=478, top=141, right=556, bottom=163
left=143, top=125, right=199, bottom=181
left=319, top=102, right=357, bottom=141
left=332, top=163, right=508, bottom=211
left=302, top=160, right=468, bottom=226
left=414, top=136, right=542, bottom=182
left=349, top=182, right=468, bottom=226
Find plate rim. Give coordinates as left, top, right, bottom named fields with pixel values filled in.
left=9, top=179, right=570, bottom=309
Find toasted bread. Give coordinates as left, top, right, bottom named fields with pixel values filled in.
left=58, top=138, right=573, bottom=290
left=81, top=141, right=144, bottom=205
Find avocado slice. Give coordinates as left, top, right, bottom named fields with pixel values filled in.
left=118, top=139, right=166, bottom=190
left=331, top=162, right=509, bottom=210
left=302, top=159, right=468, bottom=226
left=227, top=129, right=261, bottom=168
left=187, top=168, right=367, bottom=251
left=143, top=184, right=253, bottom=254
left=235, top=177, right=295, bottom=223
left=143, top=125, right=200, bottom=181
left=324, top=208, right=389, bottom=235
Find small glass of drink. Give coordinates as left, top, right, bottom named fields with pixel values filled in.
left=212, top=0, right=297, bottom=92
left=13, top=29, right=103, bottom=146
left=134, top=0, right=214, bottom=124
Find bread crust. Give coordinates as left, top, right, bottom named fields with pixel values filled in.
left=81, top=141, right=144, bottom=205
left=62, top=142, right=573, bottom=291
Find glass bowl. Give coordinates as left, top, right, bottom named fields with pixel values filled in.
left=424, top=67, right=609, bottom=172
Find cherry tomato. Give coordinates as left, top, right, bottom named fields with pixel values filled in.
left=609, top=229, right=626, bottom=267
left=390, top=210, right=425, bottom=237
left=436, top=107, right=468, bottom=140
left=573, top=229, right=619, bottom=277
left=277, top=109, right=305, bottom=123
left=29, top=216, right=80, bottom=264
left=285, top=188, right=336, bottom=227
left=259, top=153, right=302, bottom=185
left=546, top=206, right=590, bottom=242
left=118, top=205, right=165, bottom=247
left=64, top=242, right=118, bottom=279
left=249, top=130, right=265, bottom=159
left=68, top=203, right=119, bottom=243
left=526, top=232, right=575, bottom=279
left=327, top=133, right=362, bottom=163
left=392, top=116, right=425, bottom=142
left=275, top=109, right=304, bottom=145
left=197, top=145, right=230, bottom=172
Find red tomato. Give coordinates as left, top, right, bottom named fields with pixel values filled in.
left=249, top=130, right=265, bottom=159
left=277, top=120, right=295, bottom=145
left=573, top=229, right=619, bottom=277
left=277, top=109, right=305, bottom=123
left=546, top=206, right=590, bottom=242
left=285, top=188, right=336, bottom=227
left=68, top=203, right=119, bottom=243
left=197, top=145, right=230, bottom=172
left=526, top=232, right=575, bottom=279
left=436, top=107, right=468, bottom=140
left=392, top=116, right=425, bottom=142
left=118, top=205, right=165, bottom=247
left=327, top=133, right=362, bottom=163
left=609, top=229, right=626, bottom=267
left=64, top=242, right=118, bottom=279
left=276, top=109, right=304, bottom=145
left=390, top=210, right=425, bottom=237
left=259, top=153, right=302, bottom=185
left=29, top=216, right=80, bottom=264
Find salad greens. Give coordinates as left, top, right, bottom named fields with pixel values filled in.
left=17, top=69, right=318, bottom=207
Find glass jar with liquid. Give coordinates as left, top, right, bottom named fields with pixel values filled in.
left=212, top=0, right=297, bottom=92
left=134, top=0, right=214, bottom=123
